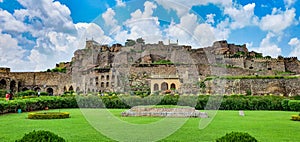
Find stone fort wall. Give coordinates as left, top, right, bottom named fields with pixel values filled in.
left=205, top=78, right=300, bottom=95
left=0, top=71, right=72, bottom=95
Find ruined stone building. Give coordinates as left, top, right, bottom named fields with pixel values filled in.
left=1, top=39, right=300, bottom=95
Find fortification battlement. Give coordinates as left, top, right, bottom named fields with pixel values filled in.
left=284, top=57, right=298, bottom=61
left=223, top=56, right=246, bottom=59
left=0, top=67, right=10, bottom=73
left=250, top=58, right=283, bottom=62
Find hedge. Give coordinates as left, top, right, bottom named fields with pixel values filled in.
left=288, top=100, right=300, bottom=111
left=28, top=112, right=70, bottom=119
left=0, top=95, right=299, bottom=115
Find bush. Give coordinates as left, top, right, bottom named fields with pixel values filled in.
left=216, top=132, right=258, bottom=142
left=281, top=99, right=290, bottom=111
left=0, top=89, right=7, bottom=98
left=291, top=115, right=300, bottom=121
left=288, top=100, right=300, bottom=111
left=15, top=130, right=65, bottom=142
left=28, top=112, right=70, bottom=119
left=16, top=90, right=36, bottom=97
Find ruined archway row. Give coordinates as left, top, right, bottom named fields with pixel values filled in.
left=0, top=78, right=19, bottom=92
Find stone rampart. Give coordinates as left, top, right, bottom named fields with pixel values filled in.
left=205, top=78, right=300, bottom=96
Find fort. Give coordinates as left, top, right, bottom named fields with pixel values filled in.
left=1, top=39, right=299, bottom=96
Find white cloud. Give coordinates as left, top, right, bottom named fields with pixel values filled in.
left=288, top=37, right=300, bottom=58
left=15, top=0, right=76, bottom=36
left=0, top=30, right=28, bottom=70
left=252, top=32, right=282, bottom=57
left=284, top=0, right=296, bottom=7
left=102, top=8, right=118, bottom=27
left=0, top=9, right=28, bottom=32
left=164, top=13, right=217, bottom=47
left=102, top=8, right=121, bottom=34
left=224, top=3, right=258, bottom=29
left=206, top=14, right=216, bottom=24
left=113, top=1, right=162, bottom=43
left=0, top=0, right=113, bottom=71
left=213, top=18, right=231, bottom=40
left=0, top=0, right=3, bottom=3
left=116, top=0, right=126, bottom=7
left=259, top=8, right=296, bottom=33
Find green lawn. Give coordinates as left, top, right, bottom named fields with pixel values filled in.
left=0, top=109, right=299, bottom=142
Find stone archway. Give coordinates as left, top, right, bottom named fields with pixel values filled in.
left=69, top=86, right=73, bottom=91
left=170, top=83, right=176, bottom=90
left=46, top=88, right=54, bottom=96
left=161, top=82, right=168, bottom=91
left=76, top=87, right=80, bottom=92
left=0, top=79, right=6, bottom=90
left=34, top=87, right=41, bottom=92
left=10, top=80, right=16, bottom=92
left=154, top=83, right=159, bottom=91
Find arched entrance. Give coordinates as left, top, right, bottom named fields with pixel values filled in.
left=69, top=86, right=73, bottom=91
left=76, top=87, right=80, bottom=92
left=170, top=83, right=176, bottom=90
left=46, top=88, right=54, bottom=96
left=154, top=83, right=159, bottom=91
left=10, top=80, right=16, bottom=92
left=34, top=87, right=41, bottom=92
left=161, top=82, right=168, bottom=91
left=0, top=79, right=6, bottom=90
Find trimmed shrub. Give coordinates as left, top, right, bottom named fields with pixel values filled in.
left=288, top=100, right=300, bottom=111
left=16, top=90, right=36, bottom=97
left=28, top=112, right=70, bottom=119
left=281, top=99, right=290, bottom=111
left=291, top=115, right=300, bottom=121
left=216, top=132, right=258, bottom=142
left=0, top=89, right=7, bottom=98
left=15, top=130, right=65, bottom=142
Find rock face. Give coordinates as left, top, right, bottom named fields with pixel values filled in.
left=121, top=106, right=208, bottom=118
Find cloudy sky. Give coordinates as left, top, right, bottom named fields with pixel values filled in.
left=0, top=0, right=300, bottom=71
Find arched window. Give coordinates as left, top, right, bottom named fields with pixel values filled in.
left=161, top=82, right=168, bottom=91
left=106, top=82, right=109, bottom=87
left=170, top=83, right=176, bottom=90
left=76, top=87, right=80, bottom=92
left=101, top=82, right=104, bottom=87
left=0, top=79, right=6, bottom=90
left=69, top=86, right=74, bottom=91
left=34, top=87, right=41, bottom=92
left=154, top=83, right=159, bottom=91
left=63, top=86, right=67, bottom=92
left=106, top=75, right=109, bottom=80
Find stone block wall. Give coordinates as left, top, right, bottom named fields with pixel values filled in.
left=205, top=78, right=300, bottom=96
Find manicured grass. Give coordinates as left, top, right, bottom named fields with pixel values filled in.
left=0, top=109, right=299, bottom=142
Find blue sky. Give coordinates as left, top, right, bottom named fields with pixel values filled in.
left=0, top=0, right=300, bottom=71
